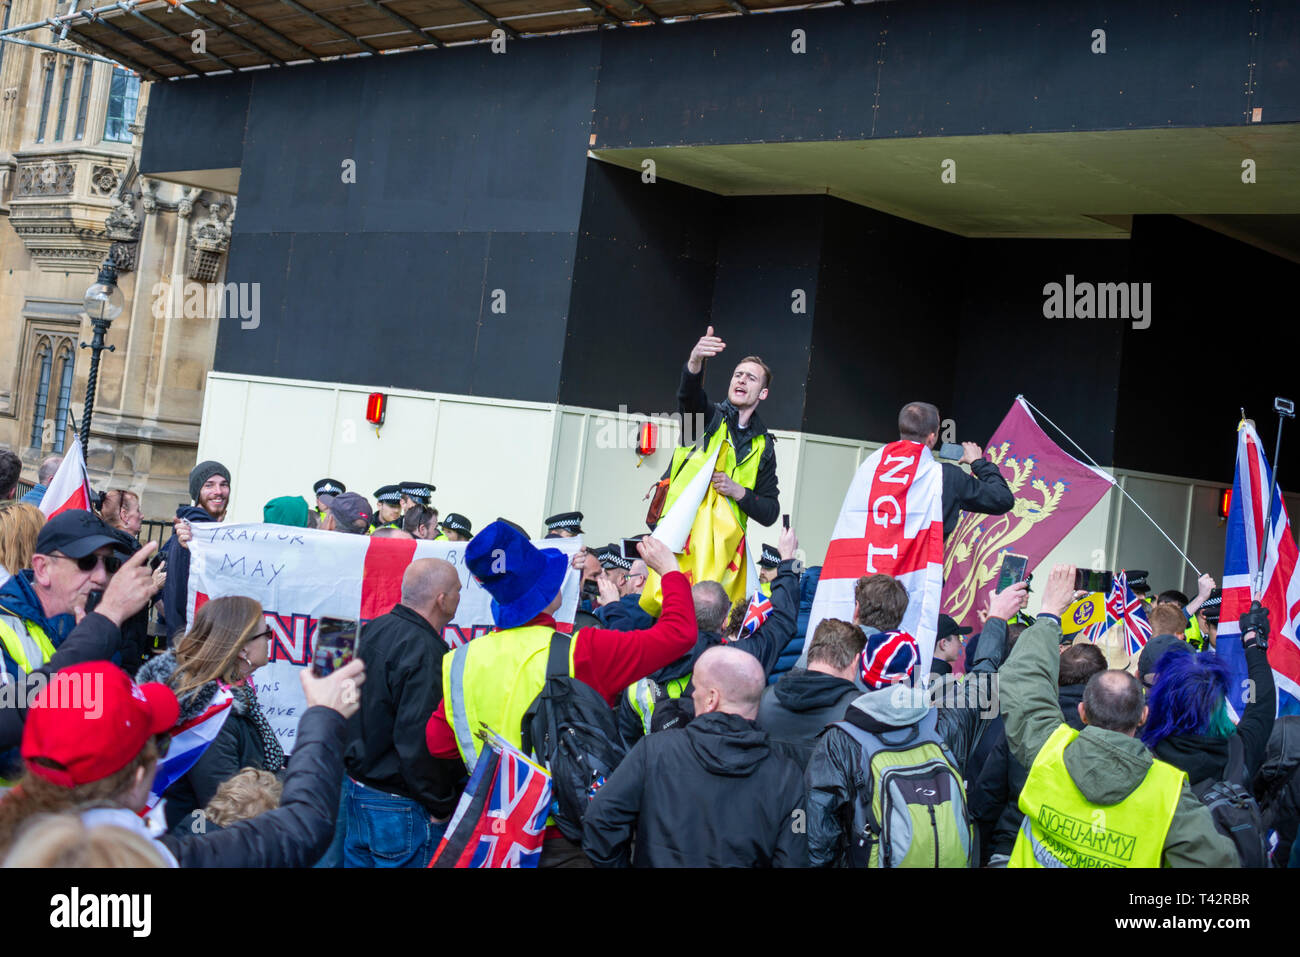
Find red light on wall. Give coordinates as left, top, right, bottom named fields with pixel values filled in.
left=366, top=392, right=386, bottom=426
left=637, top=422, right=657, bottom=457
left=1218, top=488, right=1231, bottom=521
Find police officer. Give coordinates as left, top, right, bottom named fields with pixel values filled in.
left=544, top=512, right=584, bottom=539
left=436, top=513, right=473, bottom=543
left=399, top=481, right=434, bottom=516
left=373, top=485, right=403, bottom=532
left=313, top=479, right=346, bottom=523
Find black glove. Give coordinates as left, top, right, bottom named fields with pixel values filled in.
left=1239, top=601, right=1270, bottom=649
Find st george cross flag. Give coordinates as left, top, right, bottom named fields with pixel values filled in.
left=37, top=437, right=93, bottom=518
left=146, top=687, right=234, bottom=810
left=1080, top=571, right=1152, bottom=661
left=801, top=440, right=945, bottom=676
left=429, top=730, right=552, bottom=868
left=1220, top=421, right=1300, bottom=716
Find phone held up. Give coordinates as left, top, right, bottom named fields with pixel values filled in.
left=312, top=617, right=359, bottom=677
left=1073, top=568, right=1114, bottom=594
left=995, top=553, right=1030, bottom=594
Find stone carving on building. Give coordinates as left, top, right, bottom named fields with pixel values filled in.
left=16, top=161, right=75, bottom=196
left=91, top=164, right=120, bottom=195
left=186, top=198, right=234, bottom=282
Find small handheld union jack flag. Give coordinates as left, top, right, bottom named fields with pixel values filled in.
left=735, top=592, right=773, bottom=639
left=1106, top=570, right=1152, bottom=658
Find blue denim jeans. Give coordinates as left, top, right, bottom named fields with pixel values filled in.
left=343, top=777, right=446, bottom=868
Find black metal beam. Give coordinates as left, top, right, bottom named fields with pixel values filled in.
left=206, top=0, right=321, bottom=63
left=64, top=24, right=166, bottom=80
left=355, top=0, right=444, bottom=48
left=172, top=2, right=291, bottom=67
left=86, top=10, right=202, bottom=76
left=446, top=0, right=521, bottom=40
left=615, top=0, right=662, bottom=25
left=276, top=0, right=380, bottom=55
left=128, top=9, right=242, bottom=72
left=720, top=0, right=751, bottom=14
left=574, top=0, right=626, bottom=28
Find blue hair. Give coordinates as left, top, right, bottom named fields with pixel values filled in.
left=1140, top=649, right=1234, bottom=749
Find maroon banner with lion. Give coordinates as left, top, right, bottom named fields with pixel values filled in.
left=942, top=398, right=1113, bottom=630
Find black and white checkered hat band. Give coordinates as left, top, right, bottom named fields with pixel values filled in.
left=444, top=520, right=469, bottom=533
left=404, top=487, right=432, bottom=498
left=548, top=518, right=581, bottom=529
left=377, top=492, right=401, bottom=503
left=318, top=483, right=343, bottom=495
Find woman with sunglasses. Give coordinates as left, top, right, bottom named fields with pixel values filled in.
left=137, top=596, right=284, bottom=832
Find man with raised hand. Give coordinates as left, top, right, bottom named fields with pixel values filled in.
left=1001, top=563, right=1236, bottom=868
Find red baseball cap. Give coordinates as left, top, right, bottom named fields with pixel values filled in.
left=22, top=662, right=179, bottom=788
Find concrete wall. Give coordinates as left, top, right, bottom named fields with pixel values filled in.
left=199, top=371, right=1297, bottom=605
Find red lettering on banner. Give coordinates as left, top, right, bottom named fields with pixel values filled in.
left=822, top=442, right=943, bottom=581
left=268, top=612, right=314, bottom=665
left=360, top=536, right=418, bottom=620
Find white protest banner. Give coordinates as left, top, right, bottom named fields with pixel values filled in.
left=186, top=524, right=583, bottom=750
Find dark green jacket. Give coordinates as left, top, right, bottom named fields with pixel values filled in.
left=999, top=615, right=1238, bottom=867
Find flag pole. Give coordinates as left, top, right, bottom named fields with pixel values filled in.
left=1255, top=397, right=1295, bottom=598
left=1017, top=396, right=1202, bottom=577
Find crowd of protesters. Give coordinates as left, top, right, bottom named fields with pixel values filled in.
left=1, top=330, right=1298, bottom=870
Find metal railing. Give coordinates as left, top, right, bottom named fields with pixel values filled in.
left=138, top=518, right=175, bottom=549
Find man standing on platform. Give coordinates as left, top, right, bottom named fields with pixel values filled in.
left=641, top=326, right=779, bottom=616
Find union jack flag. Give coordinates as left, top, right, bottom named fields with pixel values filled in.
left=1081, top=571, right=1151, bottom=658
left=735, top=591, right=773, bottom=639
left=1220, top=421, right=1300, bottom=717
left=430, top=729, right=552, bottom=868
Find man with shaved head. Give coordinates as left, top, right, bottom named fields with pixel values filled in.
left=583, top=645, right=806, bottom=867
left=343, top=557, right=463, bottom=866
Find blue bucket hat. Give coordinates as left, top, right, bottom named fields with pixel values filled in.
left=466, top=521, right=570, bottom=630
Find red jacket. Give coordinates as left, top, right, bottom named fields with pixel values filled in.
left=426, top=570, right=695, bottom=760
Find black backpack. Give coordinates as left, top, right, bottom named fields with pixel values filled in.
left=520, top=634, right=627, bottom=842
left=1191, top=733, right=1270, bottom=868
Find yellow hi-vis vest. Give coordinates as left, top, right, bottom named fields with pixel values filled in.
left=660, top=417, right=766, bottom=532
left=1010, top=724, right=1185, bottom=868
left=626, top=673, right=692, bottom=736
left=0, top=610, right=56, bottom=676
left=442, top=624, right=577, bottom=771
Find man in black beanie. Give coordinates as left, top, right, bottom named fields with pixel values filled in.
left=158, top=460, right=232, bottom=639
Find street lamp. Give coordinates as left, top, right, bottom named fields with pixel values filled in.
left=80, top=261, right=124, bottom=451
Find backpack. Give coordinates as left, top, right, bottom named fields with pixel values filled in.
left=1254, top=716, right=1300, bottom=865
left=833, top=709, right=973, bottom=868
left=520, top=634, right=628, bottom=842
left=1192, top=733, right=1270, bottom=868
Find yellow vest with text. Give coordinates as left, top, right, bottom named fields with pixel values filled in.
left=1010, top=724, right=1185, bottom=868
left=442, top=624, right=577, bottom=770
left=661, top=417, right=765, bottom=530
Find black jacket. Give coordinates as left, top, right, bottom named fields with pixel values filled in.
left=160, top=707, right=345, bottom=867
left=675, top=364, right=780, bottom=528
left=0, top=611, right=121, bottom=756
left=344, top=603, right=460, bottom=816
left=164, top=694, right=270, bottom=831
left=757, top=668, right=860, bottom=770
left=1151, top=643, right=1275, bottom=787
left=617, top=560, right=803, bottom=742
left=158, top=506, right=218, bottom=639
left=968, top=683, right=1090, bottom=863
left=940, top=460, right=1014, bottom=539
left=583, top=710, right=806, bottom=867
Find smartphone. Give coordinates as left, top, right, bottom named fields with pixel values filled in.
left=1074, top=568, right=1114, bottom=593
left=937, top=442, right=965, bottom=461
left=85, top=589, right=103, bottom=614
left=311, top=617, right=358, bottom=677
left=782, top=513, right=790, bottom=529
left=996, top=553, right=1030, bottom=593
left=621, top=537, right=643, bottom=560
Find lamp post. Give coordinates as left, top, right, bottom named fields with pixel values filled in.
left=80, top=261, right=124, bottom=451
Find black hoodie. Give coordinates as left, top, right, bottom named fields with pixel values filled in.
left=757, top=668, right=860, bottom=769
left=583, top=710, right=806, bottom=867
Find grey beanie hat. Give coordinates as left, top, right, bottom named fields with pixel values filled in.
left=189, top=460, right=231, bottom=502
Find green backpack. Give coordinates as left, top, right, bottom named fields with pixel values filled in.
left=833, top=709, right=973, bottom=868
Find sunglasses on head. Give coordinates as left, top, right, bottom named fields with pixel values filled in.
left=54, top=552, right=123, bottom=573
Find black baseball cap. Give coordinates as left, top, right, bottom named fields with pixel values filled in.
left=34, top=510, right=130, bottom=559
left=937, top=614, right=973, bottom=641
